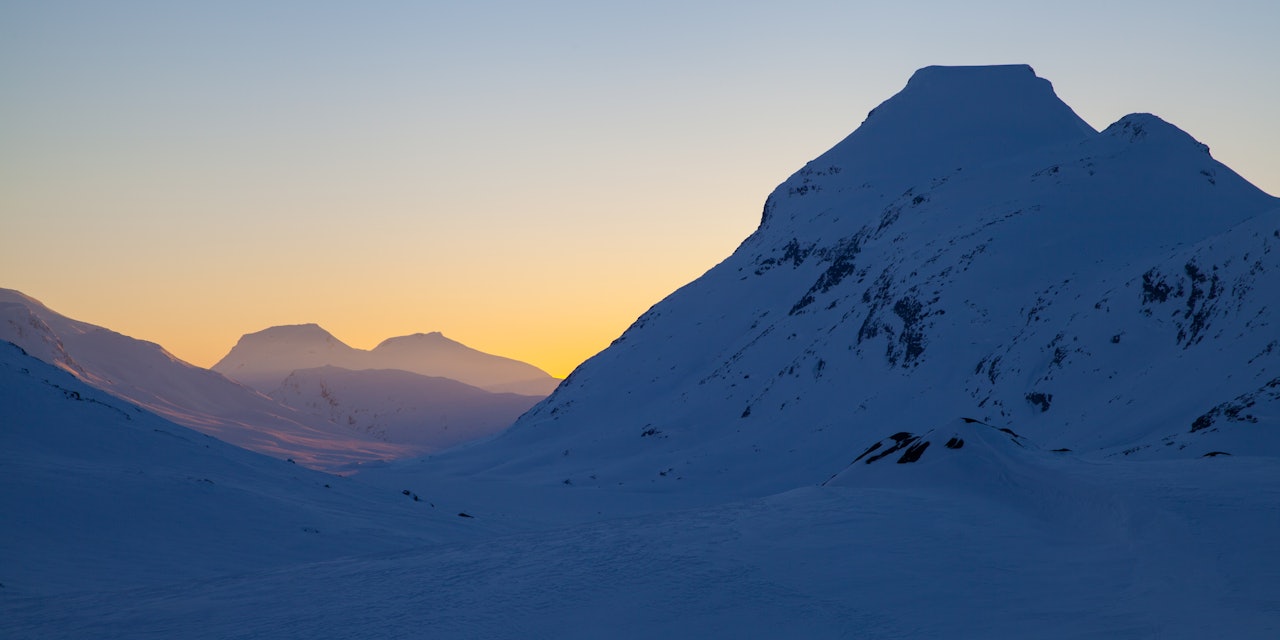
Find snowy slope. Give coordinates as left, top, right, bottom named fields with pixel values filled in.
left=214, top=326, right=560, bottom=396
left=0, top=341, right=463, bottom=597
left=9, top=339, right=1276, bottom=636
left=411, top=64, right=1280, bottom=495
left=0, top=290, right=412, bottom=469
left=269, top=365, right=541, bottom=450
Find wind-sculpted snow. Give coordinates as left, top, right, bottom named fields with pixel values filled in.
left=418, top=65, right=1280, bottom=495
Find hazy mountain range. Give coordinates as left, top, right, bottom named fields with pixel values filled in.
left=4, top=65, right=1277, bottom=638
left=213, top=324, right=560, bottom=396
left=0, top=289, right=552, bottom=467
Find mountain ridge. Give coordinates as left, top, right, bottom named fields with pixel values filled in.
left=214, top=324, right=560, bottom=396
left=408, top=65, right=1280, bottom=496
left=0, top=289, right=414, bottom=468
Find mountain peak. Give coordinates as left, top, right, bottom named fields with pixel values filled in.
left=374, top=332, right=457, bottom=351
left=396, top=331, right=448, bottom=341
left=1102, top=112, right=1210, bottom=152
left=902, top=63, right=1037, bottom=87
left=795, top=64, right=1096, bottom=189
left=240, top=323, right=341, bottom=344
left=213, top=324, right=361, bottom=391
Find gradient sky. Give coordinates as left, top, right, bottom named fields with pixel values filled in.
left=2, top=1, right=1277, bottom=378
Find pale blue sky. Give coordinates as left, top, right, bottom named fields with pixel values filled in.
left=2, top=1, right=1277, bottom=374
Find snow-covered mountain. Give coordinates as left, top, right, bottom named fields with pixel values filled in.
left=270, top=365, right=542, bottom=449
left=0, top=289, right=413, bottom=468
left=0, top=341, right=459, bottom=596
left=415, top=64, right=1279, bottom=495
left=370, top=332, right=559, bottom=396
left=208, top=323, right=364, bottom=390
left=214, top=325, right=560, bottom=396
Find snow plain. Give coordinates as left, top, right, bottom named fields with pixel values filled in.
left=7, top=414, right=1278, bottom=639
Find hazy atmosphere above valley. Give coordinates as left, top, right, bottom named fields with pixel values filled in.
left=3, top=2, right=1280, bottom=639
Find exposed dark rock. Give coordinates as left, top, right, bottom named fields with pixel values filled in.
left=1141, top=270, right=1175, bottom=304
left=865, top=432, right=921, bottom=464
left=852, top=441, right=883, bottom=463
left=1025, top=392, right=1053, bottom=412
left=897, top=440, right=930, bottom=463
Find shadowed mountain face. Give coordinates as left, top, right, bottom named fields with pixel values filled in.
left=416, top=64, right=1280, bottom=495
left=214, top=326, right=559, bottom=396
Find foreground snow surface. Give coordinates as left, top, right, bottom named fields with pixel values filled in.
left=2, top=341, right=1277, bottom=637
left=5, top=455, right=1278, bottom=639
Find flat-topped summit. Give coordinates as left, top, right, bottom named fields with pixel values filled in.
left=215, top=324, right=364, bottom=389
left=241, top=323, right=342, bottom=342
left=810, top=64, right=1097, bottom=183
left=373, top=331, right=456, bottom=350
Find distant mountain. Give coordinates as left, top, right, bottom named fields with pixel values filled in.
left=416, top=64, right=1280, bottom=495
left=0, top=341, right=456, bottom=596
left=0, top=289, right=413, bottom=469
left=270, top=365, right=542, bottom=450
left=206, top=323, right=364, bottom=391
left=370, top=332, right=559, bottom=395
left=214, top=326, right=559, bottom=396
